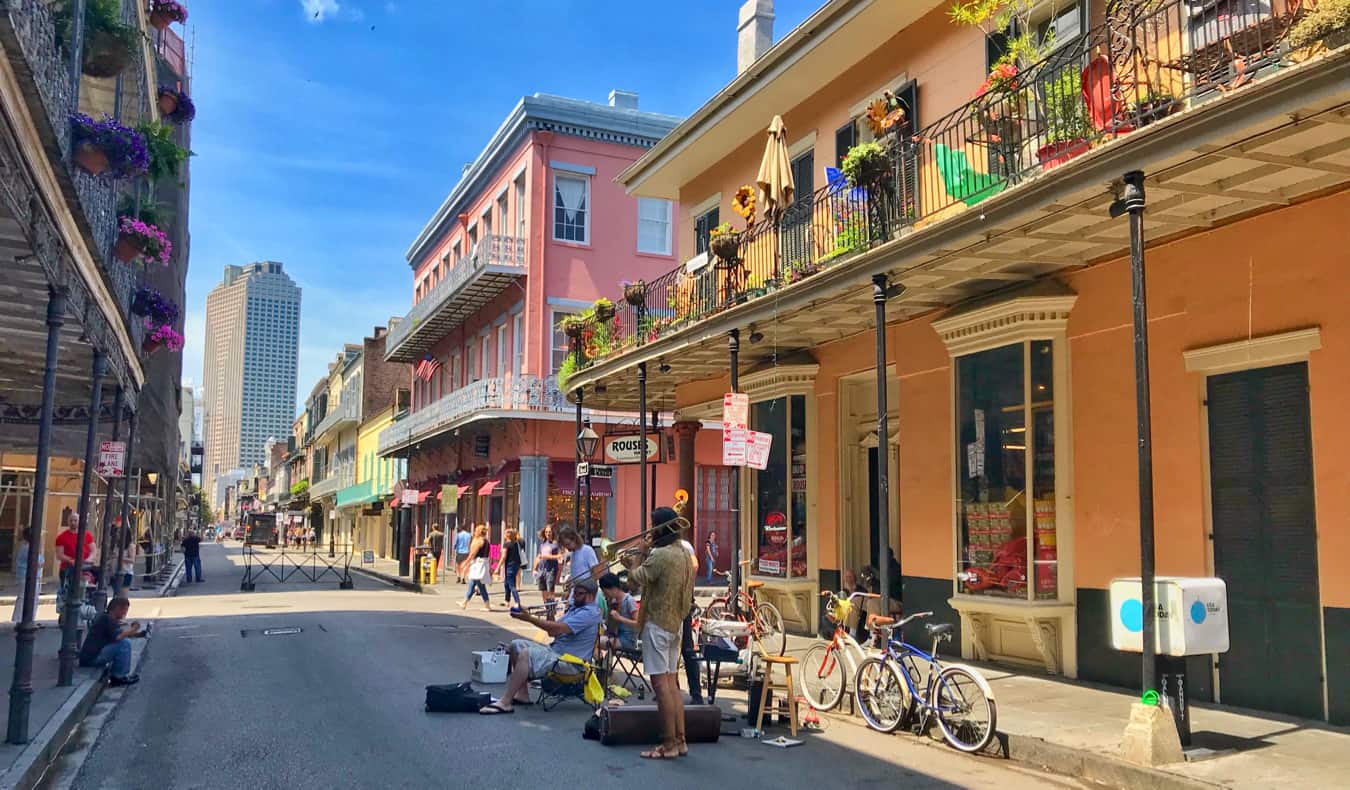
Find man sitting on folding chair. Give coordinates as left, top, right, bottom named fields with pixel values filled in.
left=599, top=572, right=650, bottom=698
left=479, top=577, right=602, bottom=715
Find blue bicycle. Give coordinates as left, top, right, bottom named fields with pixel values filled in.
left=853, top=611, right=998, bottom=753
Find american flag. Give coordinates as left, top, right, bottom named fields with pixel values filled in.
left=414, top=354, right=442, bottom=382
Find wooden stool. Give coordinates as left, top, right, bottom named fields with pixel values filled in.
left=755, top=653, right=801, bottom=736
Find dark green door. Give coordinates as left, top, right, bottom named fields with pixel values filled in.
left=1207, top=362, right=1322, bottom=719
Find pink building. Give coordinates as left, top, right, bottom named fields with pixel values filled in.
left=379, top=91, right=724, bottom=561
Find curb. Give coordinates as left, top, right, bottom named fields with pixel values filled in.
left=1004, top=732, right=1226, bottom=790
left=349, top=566, right=425, bottom=593
left=0, top=636, right=151, bottom=790
left=159, top=560, right=184, bottom=597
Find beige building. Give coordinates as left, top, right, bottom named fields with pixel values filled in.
left=202, top=262, right=301, bottom=501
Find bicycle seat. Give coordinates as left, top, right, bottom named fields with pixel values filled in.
left=746, top=580, right=765, bottom=590
left=866, top=615, right=896, bottom=627
left=925, top=622, right=955, bottom=639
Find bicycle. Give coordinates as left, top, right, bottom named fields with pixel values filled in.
left=800, top=590, right=882, bottom=711
left=700, top=561, right=786, bottom=655
left=854, top=611, right=998, bottom=753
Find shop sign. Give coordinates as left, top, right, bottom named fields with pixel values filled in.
left=603, top=435, right=661, bottom=465
left=440, top=484, right=459, bottom=515
left=96, top=441, right=125, bottom=478
left=757, top=558, right=781, bottom=575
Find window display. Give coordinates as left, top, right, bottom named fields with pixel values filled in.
left=753, top=395, right=808, bottom=579
left=956, top=340, right=1057, bottom=600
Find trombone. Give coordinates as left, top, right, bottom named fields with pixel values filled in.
left=560, top=514, right=692, bottom=594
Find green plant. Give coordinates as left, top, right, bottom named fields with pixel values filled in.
left=1042, top=68, right=1092, bottom=144
left=137, top=121, right=191, bottom=183
left=841, top=140, right=889, bottom=187
left=949, top=0, right=1051, bottom=70
left=290, top=479, right=309, bottom=496
left=556, top=353, right=579, bottom=392
left=556, top=313, right=587, bottom=335
left=1288, top=0, right=1350, bottom=49
left=56, top=0, right=140, bottom=61
left=118, top=195, right=175, bottom=230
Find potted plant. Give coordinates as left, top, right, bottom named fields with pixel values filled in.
left=137, top=122, right=191, bottom=183
left=745, top=273, right=767, bottom=299
left=557, top=313, right=587, bottom=339
left=157, top=87, right=196, bottom=125
left=841, top=140, right=891, bottom=188
left=592, top=297, right=616, bottom=323
left=57, top=0, right=141, bottom=79
left=1287, top=0, right=1350, bottom=61
left=1131, top=88, right=1180, bottom=127
left=622, top=280, right=647, bottom=307
left=148, top=0, right=188, bottom=30
left=70, top=113, right=149, bottom=178
left=1036, top=69, right=1093, bottom=171
left=114, top=216, right=172, bottom=266
left=142, top=322, right=184, bottom=354
left=708, top=222, right=741, bottom=262
left=130, top=287, right=179, bottom=326
left=118, top=195, right=173, bottom=231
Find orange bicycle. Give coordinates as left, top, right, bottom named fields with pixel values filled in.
left=801, top=590, right=882, bottom=711
left=701, top=561, right=786, bottom=655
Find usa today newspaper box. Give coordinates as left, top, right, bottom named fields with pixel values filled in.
left=1109, top=577, right=1229, bottom=744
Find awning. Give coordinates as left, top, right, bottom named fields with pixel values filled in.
left=335, top=481, right=381, bottom=509
left=549, top=460, right=612, bottom=497
left=478, top=479, right=501, bottom=496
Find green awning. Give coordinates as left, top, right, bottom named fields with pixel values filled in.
left=336, top=481, right=381, bottom=508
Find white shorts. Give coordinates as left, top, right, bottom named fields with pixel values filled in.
left=641, top=623, right=680, bottom=676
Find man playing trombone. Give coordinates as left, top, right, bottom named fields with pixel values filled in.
left=622, top=506, right=695, bottom=760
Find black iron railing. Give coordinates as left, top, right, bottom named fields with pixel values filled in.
left=567, top=0, right=1337, bottom=376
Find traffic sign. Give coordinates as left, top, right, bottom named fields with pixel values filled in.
left=575, top=462, right=589, bottom=478
left=96, top=441, right=125, bottom=478
left=588, top=464, right=614, bottom=479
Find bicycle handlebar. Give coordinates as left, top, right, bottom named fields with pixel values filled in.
left=818, top=590, right=879, bottom=601
left=897, top=610, right=934, bottom=627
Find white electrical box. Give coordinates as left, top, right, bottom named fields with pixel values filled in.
left=472, top=650, right=509, bottom=683
left=1109, top=577, right=1229, bottom=656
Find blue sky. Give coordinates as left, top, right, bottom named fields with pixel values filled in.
left=183, top=0, right=820, bottom=409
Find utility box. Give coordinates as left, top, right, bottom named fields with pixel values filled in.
left=472, top=650, right=509, bottom=684
left=1109, top=577, right=1229, bottom=655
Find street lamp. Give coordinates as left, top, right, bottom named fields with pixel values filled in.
left=576, top=421, right=599, bottom=539
left=329, top=509, right=337, bottom=558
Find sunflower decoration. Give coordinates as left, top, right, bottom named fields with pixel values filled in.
left=864, top=91, right=908, bottom=138
left=732, top=184, right=756, bottom=225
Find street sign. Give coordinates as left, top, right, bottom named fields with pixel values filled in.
left=401, top=489, right=419, bottom=506
left=575, top=462, right=590, bottom=478
left=588, top=464, right=614, bottom=479
left=745, top=430, right=773, bottom=471
left=96, top=441, right=125, bottom=478
left=602, top=435, right=661, bottom=464
left=722, top=392, right=750, bottom=467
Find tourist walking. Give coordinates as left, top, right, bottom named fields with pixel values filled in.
left=495, top=527, right=525, bottom=609
left=458, top=525, right=492, bottom=611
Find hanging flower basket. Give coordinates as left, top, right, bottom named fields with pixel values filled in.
left=841, top=141, right=891, bottom=188
left=70, top=114, right=149, bottom=178
left=115, top=216, right=172, bottom=266
left=156, top=87, right=196, bottom=125
left=142, top=322, right=184, bottom=354
left=131, top=287, right=179, bottom=326
left=149, top=0, right=188, bottom=30
left=622, top=280, right=647, bottom=307
left=592, top=297, right=616, bottom=323
left=708, top=224, right=741, bottom=262
left=558, top=314, right=587, bottom=339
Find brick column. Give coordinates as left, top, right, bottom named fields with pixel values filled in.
left=674, top=421, right=700, bottom=535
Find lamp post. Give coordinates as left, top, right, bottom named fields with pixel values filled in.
left=329, top=509, right=336, bottom=558
left=576, top=421, right=599, bottom=540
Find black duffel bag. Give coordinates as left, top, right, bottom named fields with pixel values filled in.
left=425, top=682, right=490, bottom=713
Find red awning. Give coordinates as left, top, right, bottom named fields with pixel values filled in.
left=478, top=479, right=501, bottom=496
left=549, top=460, right=612, bottom=497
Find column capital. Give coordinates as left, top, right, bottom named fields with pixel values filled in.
left=673, top=420, right=701, bottom=438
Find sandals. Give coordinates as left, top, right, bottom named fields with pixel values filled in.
left=478, top=702, right=514, bottom=715
left=640, top=744, right=680, bottom=760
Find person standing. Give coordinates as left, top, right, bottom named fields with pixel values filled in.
left=458, top=525, right=492, bottom=611
left=495, top=527, right=525, bottom=609
left=678, top=526, right=704, bottom=706
left=558, top=525, right=602, bottom=586
left=55, top=510, right=95, bottom=604
left=427, top=523, right=446, bottom=582
left=181, top=530, right=203, bottom=583
left=117, top=529, right=138, bottom=593
left=11, top=528, right=43, bottom=623
left=452, top=524, right=471, bottom=584
left=703, top=532, right=718, bottom=585
left=533, top=525, right=561, bottom=607
left=623, top=507, right=696, bottom=759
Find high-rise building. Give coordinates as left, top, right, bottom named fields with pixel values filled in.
left=202, top=262, right=301, bottom=500
left=178, top=384, right=197, bottom=469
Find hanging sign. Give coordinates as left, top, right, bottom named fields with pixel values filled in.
left=401, top=489, right=420, bottom=506
left=96, top=441, right=126, bottom=478
left=744, top=430, right=773, bottom=471
left=722, top=393, right=749, bottom=427
left=722, top=392, right=750, bottom=467
left=722, top=428, right=748, bottom=467
left=439, top=484, right=459, bottom=515
left=603, top=435, right=661, bottom=465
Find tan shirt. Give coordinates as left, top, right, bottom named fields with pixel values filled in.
left=628, top=543, right=694, bottom=634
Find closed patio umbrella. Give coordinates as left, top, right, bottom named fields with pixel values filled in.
left=756, top=115, right=795, bottom=219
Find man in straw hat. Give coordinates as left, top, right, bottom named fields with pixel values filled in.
left=622, top=506, right=696, bottom=759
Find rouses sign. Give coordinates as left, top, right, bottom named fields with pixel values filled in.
left=603, top=435, right=661, bottom=465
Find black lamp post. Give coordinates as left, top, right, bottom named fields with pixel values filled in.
left=576, top=420, right=599, bottom=540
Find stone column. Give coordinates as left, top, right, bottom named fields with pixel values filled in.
left=674, top=421, right=700, bottom=536
left=518, top=456, right=549, bottom=578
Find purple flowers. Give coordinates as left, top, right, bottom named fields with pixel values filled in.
left=118, top=216, right=172, bottom=266
left=157, top=87, right=196, bottom=125
left=131, top=287, right=179, bottom=326
left=71, top=113, right=149, bottom=178
left=150, top=0, right=188, bottom=24
left=146, top=322, right=184, bottom=352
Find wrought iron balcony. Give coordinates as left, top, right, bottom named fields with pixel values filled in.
left=384, top=234, right=527, bottom=362
left=311, top=397, right=359, bottom=441
left=377, top=373, right=568, bottom=456
left=572, top=0, right=1345, bottom=374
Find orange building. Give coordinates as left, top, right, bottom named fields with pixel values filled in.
left=564, top=0, right=1350, bottom=724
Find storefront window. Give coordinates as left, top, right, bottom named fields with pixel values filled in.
left=753, top=395, right=808, bottom=579
left=956, top=341, right=1056, bottom=600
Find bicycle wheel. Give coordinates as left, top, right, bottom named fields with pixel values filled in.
left=754, top=601, right=787, bottom=655
left=800, top=643, right=845, bottom=711
left=933, top=666, right=997, bottom=753
left=854, top=656, right=908, bottom=733
left=702, top=597, right=730, bottom=622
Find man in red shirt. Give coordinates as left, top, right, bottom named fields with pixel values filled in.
left=55, top=511, right=96, bottom=597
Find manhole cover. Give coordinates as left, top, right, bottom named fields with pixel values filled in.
left=240, top=626, right=305, bottom=637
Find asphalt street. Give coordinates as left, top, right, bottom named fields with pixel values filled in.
left=61, top=542, right=1081, bottom=789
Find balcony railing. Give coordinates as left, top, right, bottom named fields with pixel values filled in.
left=377, top=373, right=568, bottom=455
left=385, top=234, right=528, bottom=362
left=576, top=0, right=1339, bottom=368
left=311, top=397, right=359, bottom=440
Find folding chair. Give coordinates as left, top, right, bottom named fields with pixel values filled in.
left=606, top=643, right=651, bottom=700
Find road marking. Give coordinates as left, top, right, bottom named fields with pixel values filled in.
left=177, top=634, right=220, bottom=640
left=162, top=624, right=200, bottom=631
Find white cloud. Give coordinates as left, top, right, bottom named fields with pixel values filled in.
left=300, top=0, right=340, bottom=22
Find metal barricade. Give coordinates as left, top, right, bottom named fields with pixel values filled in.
left=240, top=543, right=355, bottom=591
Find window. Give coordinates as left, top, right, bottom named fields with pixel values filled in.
left=482, top=207, right=493, bottom=239
left=480, top=335, right=491, bottom=378
left=514, top=175, right=527, bottom=239
left=497, top=324, right=509, bottom=381
left=496, top=192, right=509, bottom=238
left=553, top=173, right=589, bottom=243
left=694, top=207, right=719, bottom=256
left=637, top=198, right=673, bottom=255
left=449, top=354, right=460, bottom=390
left=834, top=121, right=858, bottom=170
left=752, top=395, right=808, bottom=579
left=467, top=347, right=476, bottom=383
left=512, top=313, right=524, bottom=376
left=550, top=309, right=575, bottom=373
left=955, top=340, right=1057, bottom=600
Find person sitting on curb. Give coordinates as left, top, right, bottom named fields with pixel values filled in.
left=78, top=596, right=143, bottom=686
left=478, top=578, right=602, bottom=715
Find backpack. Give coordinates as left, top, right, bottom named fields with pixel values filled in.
left=425, top=682, right=490, bottom=713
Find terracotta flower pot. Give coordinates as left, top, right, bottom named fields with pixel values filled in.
left=150, top=9, right=173, bottom=30
left=113, top=233, right=142, bottom=263
left=142, top=337, right=162, bottom=354
left=74, top=142, right=110, bottom=176
left=1036, top=139, right=1090, bottom=171
left=82, top=29, right=132, bottom=78
left=157, top=91, right=179, bottom=117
